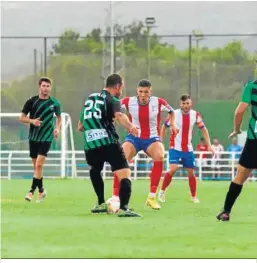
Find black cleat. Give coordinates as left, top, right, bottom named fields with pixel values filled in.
left=216, top=211, right=230, bottom=221
left=91, top=203, right=108, bottom=213
left=117, top=208, right=142, bottom=217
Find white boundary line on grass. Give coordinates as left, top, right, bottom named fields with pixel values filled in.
left=1, top=259, right=255, bottom=263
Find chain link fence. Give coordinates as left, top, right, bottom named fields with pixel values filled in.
left=1, top=34, right=257, bottom=149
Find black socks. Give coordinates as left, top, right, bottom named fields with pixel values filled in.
left=224, top=182, right=243, bottom=213
left=29, top=177, right=44, bottom=194
left=119, top=178, right=131, bottom=210
left=90, top=167, right=105, bottom=205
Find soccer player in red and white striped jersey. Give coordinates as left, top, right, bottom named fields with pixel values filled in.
left=111, top=79, right=178, bottom=210
left=159, top=94, right=214, bottom=203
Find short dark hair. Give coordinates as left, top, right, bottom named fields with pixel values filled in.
left=138, top=79, right=151, bottom=88
left=105, top=73, right=123, bottom=87
left=39, top=77, right=52, bottom=86
left=180, top=94, right=191, bottom=101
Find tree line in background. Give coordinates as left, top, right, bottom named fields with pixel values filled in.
left=52, top=21, right=254, bottom=65
left=1, top=20, right=256, bottom=149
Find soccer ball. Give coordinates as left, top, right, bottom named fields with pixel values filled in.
left=106, top=197, right=120, bottom=214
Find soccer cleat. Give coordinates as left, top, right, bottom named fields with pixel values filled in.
left=91, top=203, right=108, bottom=214
left=25, top=192, right=33, bottom=202
left=191, top=197, right=200, bottom=203
left=117, top=208, right=142, bottom=217
left=36, top=191, right=47, bottom=203
left=146, top=197, right=161, bottom=210
left=158, top=191, right=166, bottom=203
left=216, top=211, right=230, bottom=221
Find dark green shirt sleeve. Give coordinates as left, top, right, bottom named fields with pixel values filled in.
left=54, top=100, right=62, bottom=116
left=241, top=83, right=252, bottom=104
left=112, top=97, right=121, bottom=114
left=21, top=98, right=33, bottom=115
left=79, top=110, right=84, bottom=122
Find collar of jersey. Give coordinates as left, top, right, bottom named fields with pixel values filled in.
left=137, top=96, right=152, bottom=106
left=38, top=95, right=51, bottom=101
left=180, top=109, right=191, bottom=115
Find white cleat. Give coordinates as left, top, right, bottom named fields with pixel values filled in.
left=25, top=192, right=33, bottom=202
left=158, top=191, right=166, bottom=203
left=191, top=197, right=200, bottom=203
left=36, top=191, right=47, bottom=203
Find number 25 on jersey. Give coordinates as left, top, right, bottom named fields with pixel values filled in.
left=84, top=100, right=104, bottom=119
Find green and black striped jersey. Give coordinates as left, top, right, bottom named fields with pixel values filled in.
left=21, top=96, right=61, bottom=142
left=241, top=80, right=257, bottom=140
left=80, top=90, right=121, bottom=151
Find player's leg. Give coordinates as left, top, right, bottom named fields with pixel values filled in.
left=144, top=140, right=164, bottom=209
left=34, top=142, right=51, bottom=203
left=34, top=155, right=48, bottom=203
left=158, top=164, right=179, bottom=203
left=112, top=138, right=138, bottom=199
left=25, top=141, right=40, bottom=201
left=158, top=149, right=180, bottom=203
left=146, top=141, right=165, bottom=195
left=217, top=139, right=256, bottom=221
left=186, top=168, right=199, bottom=203
left=182, top=151, right=200, bottom=203
left=86, top=148, right=107, bottom=213
left=107, top=143, right=141, bottom=217
left=217, top=164, right=252, bottom=221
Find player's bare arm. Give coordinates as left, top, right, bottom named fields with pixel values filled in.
left=168, top=111, right=179, bottom=135
left=77, top=120, right=84, bottom=132
left=114, top=112, right=139, bottom=137
left=19, top=113, right=42, bottom=127
left=54, top=115, right=62, bottom=139
left=199, top=126, right=215, bottom=155
left=160, top=124, right=167, bottom=142
left=229, top=102, right=249, bottom=138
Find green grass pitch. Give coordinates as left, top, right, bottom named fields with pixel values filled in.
left=1, top=180, right=256, bottom=258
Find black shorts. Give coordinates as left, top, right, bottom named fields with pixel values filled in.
left=85, top=143, right=129, bottom=172
left=29, top=141, right=52, bottom=158
left=239, top=139, right=257, bottom=169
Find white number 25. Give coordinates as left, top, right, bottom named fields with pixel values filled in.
left=84, top=100, right=104, bottom=119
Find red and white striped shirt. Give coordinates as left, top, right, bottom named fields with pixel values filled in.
left=121, top=96, right=173, bottom=139
left=165, top=109, right=204, bottom=152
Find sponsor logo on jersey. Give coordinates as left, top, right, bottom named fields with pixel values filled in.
left=86, top=129, right=108, bottom=142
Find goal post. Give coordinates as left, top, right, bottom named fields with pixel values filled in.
left=0, top=112, right=76, bottom=179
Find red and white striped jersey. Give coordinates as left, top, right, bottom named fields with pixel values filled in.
left=121, top=96, right=173, bottom=139
left=165, top=109, right=204, bottom=152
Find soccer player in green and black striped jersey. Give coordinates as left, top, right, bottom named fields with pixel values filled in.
left=78, top=73, right=141, bottom=217
left=217, top=79, right=257, bottom=221
left=19, top=77, right=62, bottom=203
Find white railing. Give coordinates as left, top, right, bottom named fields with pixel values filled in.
left=1, top=112, right=76, bottom=179
left=0, top=150, right=256, bottom=181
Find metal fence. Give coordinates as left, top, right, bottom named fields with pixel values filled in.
left=2, top=34, right=257, bottom=99
left=1, top=150, right=256, bottom=181
left=1, top=34, right=257, bottom=148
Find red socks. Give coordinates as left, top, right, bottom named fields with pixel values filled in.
left=150, top=161, right=163, bottom=193
left=113, top=172, right=120, bottom=196
left=161, top=172, right=173, bottom=191
left=188, top=176, right=197, bottom=197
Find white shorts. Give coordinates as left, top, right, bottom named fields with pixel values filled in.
left=196, top=159, right=208, bottom=167
left=211, top=159, right=221, bottom=169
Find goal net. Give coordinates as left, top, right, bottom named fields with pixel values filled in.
left=0, top=112, right=76, bottom=179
